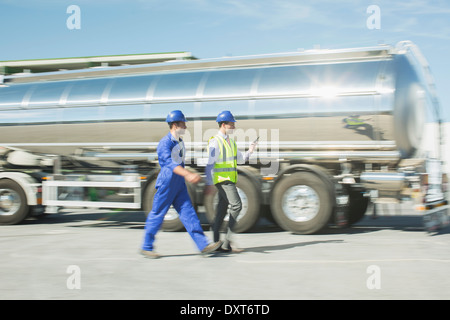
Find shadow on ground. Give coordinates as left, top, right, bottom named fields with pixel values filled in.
left=21, top=209, right=450, bottom=236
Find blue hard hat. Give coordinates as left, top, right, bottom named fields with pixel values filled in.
left=166, top=110, right=187, bottom=123
left=216, top=110, right=236, bottom=123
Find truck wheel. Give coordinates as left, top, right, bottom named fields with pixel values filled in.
left=271, top=172, right=333, bottom=234
left=0, top=179, right=29, bottom=225
left=204, top=175, right=260, bottom=233
left=142, top=179, right=198, bottom=232
left=347, top=189, right=369, bottom=225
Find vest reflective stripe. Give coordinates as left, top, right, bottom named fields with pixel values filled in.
left=214, top=167, right=237, bottom=172
left=209, top=135, right=238, bottom=184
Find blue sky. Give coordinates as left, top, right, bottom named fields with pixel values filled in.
left=1, top=0, right=449, bottom=121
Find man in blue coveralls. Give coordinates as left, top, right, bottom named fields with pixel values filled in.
left=141, top=110, right=222, bottom=258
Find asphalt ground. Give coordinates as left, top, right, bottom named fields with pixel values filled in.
left=1, top=204, right=449, bottom=301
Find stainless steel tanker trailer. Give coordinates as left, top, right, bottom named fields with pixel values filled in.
left=0, top=40, right=448, bottom=233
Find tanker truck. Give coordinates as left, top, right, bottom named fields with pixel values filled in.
left=0, top=40, right=448, bottom=233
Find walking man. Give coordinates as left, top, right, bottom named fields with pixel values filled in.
left=204, top=110, right=257, bottom=252
left=141, top=110, right=222, bottom=258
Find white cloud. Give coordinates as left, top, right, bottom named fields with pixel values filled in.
left=378, top=0, right=450, bottom=40
left=182, top=0, right=360, bottom=30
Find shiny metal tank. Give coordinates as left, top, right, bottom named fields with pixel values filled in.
left=0, top=41, right=440, bottom=161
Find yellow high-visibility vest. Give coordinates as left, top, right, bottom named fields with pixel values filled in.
left=209, top=135, right=238, bottom=184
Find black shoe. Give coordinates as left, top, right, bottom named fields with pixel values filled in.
left=222, top=243, right=244, bottom=253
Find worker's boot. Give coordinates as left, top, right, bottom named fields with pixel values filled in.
left=222, top=240, right=244, bottom=253
left=201, top=240, right=223, bottom=255
left=140, top=249, right=161, bottom=259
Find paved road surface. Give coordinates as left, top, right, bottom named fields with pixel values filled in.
left=1, top=206, right=449, bottom=301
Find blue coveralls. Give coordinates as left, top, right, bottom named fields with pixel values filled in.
left=141, top=132, right=210, bottom=252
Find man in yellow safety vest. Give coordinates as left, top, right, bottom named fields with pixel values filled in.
left=204, top=110, right=257, bottom=252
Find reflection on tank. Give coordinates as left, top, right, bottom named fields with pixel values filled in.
left=343, top=115, right=374, bottom=140
left=0, top=41, right=440, bottom=163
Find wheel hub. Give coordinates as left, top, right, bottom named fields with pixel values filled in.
left=164, top=207, right=179, bottom=221
left=282, top=185, right=320, bottom=222
left=0, top=189, right=21, bottom=216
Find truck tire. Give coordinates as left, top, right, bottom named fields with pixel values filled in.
left=142, top=179, right=198, bottom=232
left=0, top=179, right=30, bottom=225
left=204, top=175, right=260, bottom=233
left=271, top=172, right=333, bottom=234
left=347, top=189, right=369, bottom=225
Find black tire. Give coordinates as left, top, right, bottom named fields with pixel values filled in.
left=204, top=175, right=260, bottom=233
left=270, top=172, right=333, bottom=234
left=0, top=179, right=29, bottom=225
left=347, top=188, right=369, bottom=225
left=142, top=178, right=198, bottom=232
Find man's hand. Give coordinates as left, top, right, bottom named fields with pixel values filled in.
left=249, top=140, right=258, bottom=153
left=173, top=166, right=202, bottom=184
left=185, top=172, right=201, bottom=184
